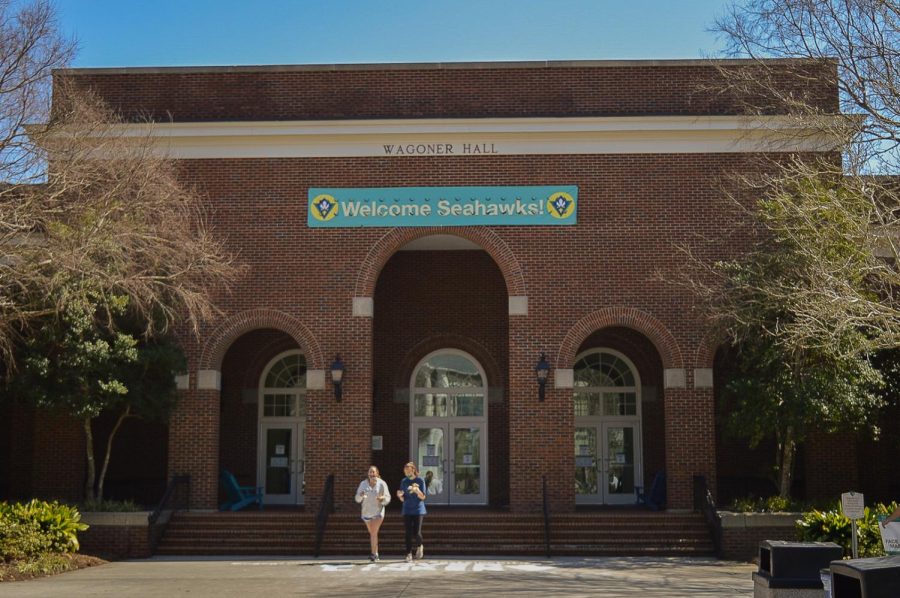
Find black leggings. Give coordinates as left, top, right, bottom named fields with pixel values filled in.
left=404, top=514, right=424, bottom=554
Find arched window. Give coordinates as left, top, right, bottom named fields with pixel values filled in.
left=573, top=350, right=640, bottom=417
left=411, top=350, right=486, bottom=418
left=259, top=351, right=307, bottom=418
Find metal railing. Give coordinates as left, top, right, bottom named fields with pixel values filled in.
left=148, top=475, right=190, bottom=552
left=313, top=474, right=335, bottom=558
left=542, top=475, right=552, bottom=558
left=693, top=475, right=722, bottom=557
left=148, top=474, right=190, bottom=525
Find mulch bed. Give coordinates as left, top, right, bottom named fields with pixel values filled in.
left=0, top=553, right=107, bottom=582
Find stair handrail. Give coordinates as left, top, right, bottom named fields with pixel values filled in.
left=147, top=474, right=190, bottom=553
left=148, top=474, right=191, bottom=525
left=313, top=473, right=335, bottom=558
left=692, top=474, right=722, bottom=557
left=542, top=475, right=552, bottom=558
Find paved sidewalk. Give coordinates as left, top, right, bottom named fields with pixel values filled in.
left=0, top=555, right=755, bottom=597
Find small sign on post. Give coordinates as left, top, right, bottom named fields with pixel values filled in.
left=841, top=491, right=865, bottom=559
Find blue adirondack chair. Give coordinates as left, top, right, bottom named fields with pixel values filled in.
left=636, top=471, right=667, bottom=511
left=219, top=469, right=264, bottom=511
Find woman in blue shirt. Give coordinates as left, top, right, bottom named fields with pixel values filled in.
left=395, top=461, right=426, bottom=562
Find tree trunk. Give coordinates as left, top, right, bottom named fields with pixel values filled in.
left=83, top=416, right=96, bottom=502
left=778, top=425, right=796, bottom=498
left=97, top=407, right=130, bottom=502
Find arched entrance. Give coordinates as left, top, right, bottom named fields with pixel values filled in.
left=257, top=350, right=307, bottom=505
left=410, top=349, right=488, bottom=505
left=574, top=349, right=644, bottom=505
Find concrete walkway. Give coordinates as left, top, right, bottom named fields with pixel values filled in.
left=0, top=555, right=756, bottom=597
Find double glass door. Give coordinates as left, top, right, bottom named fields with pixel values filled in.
left=412, top=423, right=485, bottom=505
left=259, top=421, right=305, bottom=505
left=575, top=420, right=641, bottom=505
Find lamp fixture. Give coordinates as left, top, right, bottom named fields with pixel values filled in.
left=330, top=355, right=345, bottom=401
left=535, top=352, right=550, bottom=402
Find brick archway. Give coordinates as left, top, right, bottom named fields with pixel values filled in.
left=557, top=307, right=683, bottom=369
left=354, top=227, right=526, bottom=297
left=694, top=330, right=725, bottom=369
left=198, top=309, right=325, bottom=370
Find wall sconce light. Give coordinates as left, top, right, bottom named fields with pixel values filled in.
left=330, top=355, right=345, bottom=401
left=535, top=352, right=550, bottom=402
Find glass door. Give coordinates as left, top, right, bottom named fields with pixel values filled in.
left=414, top=425, right=448, bottom=504
left=575, top=426, right=600, bottom=504
left=601, top=421, right=639, bottom=505
left=259, top=422, right=304, bottom=505
left=449, top=424, right=484, bottom=504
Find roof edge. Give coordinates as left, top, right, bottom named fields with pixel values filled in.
left=54, top=57, right=836, bottom=76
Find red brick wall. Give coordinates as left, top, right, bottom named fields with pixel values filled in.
left=79, top=524, right=153, bottom=559
left=57, top=61, right=837, bottom=122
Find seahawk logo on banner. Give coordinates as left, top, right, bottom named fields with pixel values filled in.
left=307, top=186, right=578, bottom=228
left=547, top=192, right=576, bottom=219
left=310, top=194, right=339, bottom=222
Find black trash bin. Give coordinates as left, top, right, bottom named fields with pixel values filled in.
left=752, top=540, right=844, bottom=597
left=830, top=556, right=900, bottom=598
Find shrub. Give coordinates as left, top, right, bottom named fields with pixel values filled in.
left=0, top=500, right=88, bottom=555
left=0, top=518, right=52, bottom=561
left=796, top=501, right=898, bottom=557
left=728, top=495, right=811, bottom=512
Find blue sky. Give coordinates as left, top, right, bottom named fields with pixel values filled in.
left=55, top=0, right=733, bottom=68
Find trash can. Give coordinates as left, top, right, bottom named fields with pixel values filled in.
left=830, top=555, right=900, bottom=597
left=752, top=540, right=844, bottom=598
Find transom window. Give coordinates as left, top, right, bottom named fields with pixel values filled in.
left=573, top=350, right=639, bottom=417
left=412, top=351, right=486, bottom=418
left=260, top=351, right=307, bottom=418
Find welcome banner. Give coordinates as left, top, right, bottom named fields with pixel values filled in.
left=308, top=186, right=578, bottom=228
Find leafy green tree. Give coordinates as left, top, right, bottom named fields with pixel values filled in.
left=4, top=290, right=185, bottom=501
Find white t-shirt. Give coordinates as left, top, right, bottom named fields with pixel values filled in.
left=355, top=478, right=390, bottom=519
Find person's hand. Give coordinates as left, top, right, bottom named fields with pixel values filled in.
left=396, top=489, right=404, bottom=500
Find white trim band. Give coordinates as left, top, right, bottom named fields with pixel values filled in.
left=554, top=368, right=574, bottom=389
left=664, top=368, right=686, bottom=389
left=100, top=115, right=833, bottom=159
left=508, top=296, right=528, bottom=316
left=306, top=369, right=326, bottom=390
left=197, top=369, right=222, bottom=391
left=352, top=297, right=374, bottom=317
left=693, top=368, right=714, bottom=389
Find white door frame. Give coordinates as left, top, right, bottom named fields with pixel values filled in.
left=573, top=348, right=644, bottom=506
left=409, top=349, right=488, bottom=506
left=257, top=350, right=307, bottom=505
left=258, top=420, right=304, bottom=505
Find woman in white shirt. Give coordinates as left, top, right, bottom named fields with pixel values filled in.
left=355, top=465, right=390, bottom=562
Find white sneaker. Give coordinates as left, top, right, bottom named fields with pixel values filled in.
left=405, top=553, right=413, bottom=562
left=415, top=544, right=424, bottom=559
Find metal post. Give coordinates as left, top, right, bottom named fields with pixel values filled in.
left=851, top=519, right=859, bottom=559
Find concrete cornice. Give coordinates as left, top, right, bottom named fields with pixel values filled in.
left=53, top=57, right=830, bottom=76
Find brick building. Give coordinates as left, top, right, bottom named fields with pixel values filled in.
left=4, top=59, right=893, bottom=516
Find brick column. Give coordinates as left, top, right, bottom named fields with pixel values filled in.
left=305, top=315, right=372, bottom=512
left=168, top=386, right=220, bottom=510
left=508, top=317, right=573, bottom=512
left=664, top=382, right=716, bottom=509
